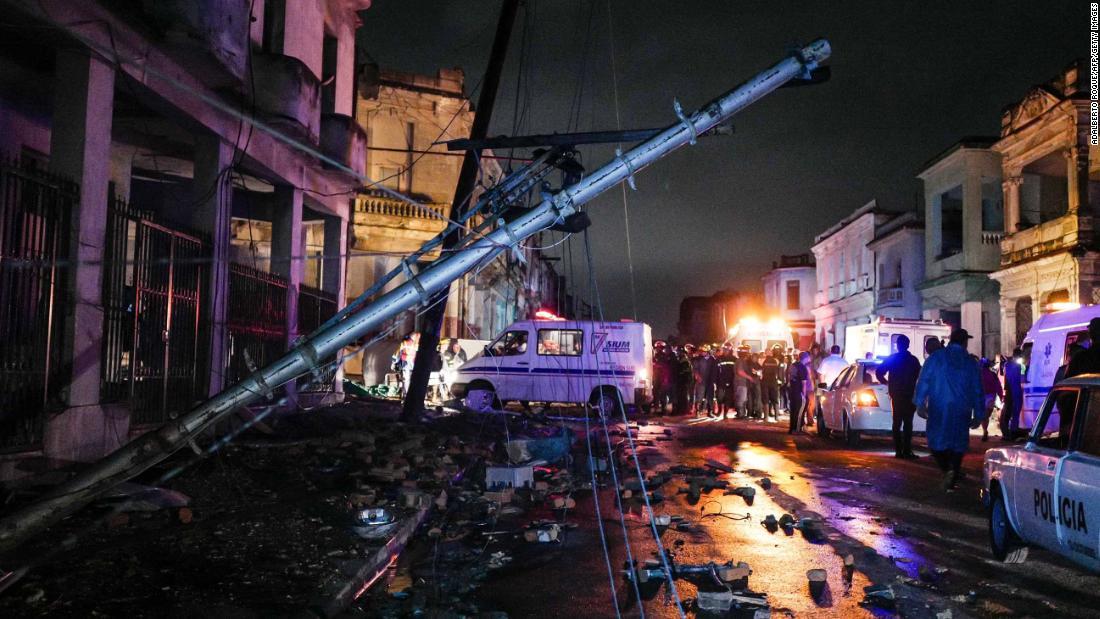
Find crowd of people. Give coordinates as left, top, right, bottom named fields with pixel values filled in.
left=649, top=340, right=823, bottom=434
left=654, top=321, right=1100, bottom=493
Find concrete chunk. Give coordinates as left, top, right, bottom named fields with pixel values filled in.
left=697, top=588, right=734, bottom=612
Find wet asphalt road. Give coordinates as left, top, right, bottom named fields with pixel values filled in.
left=476, top=414, right=1100, bottom=618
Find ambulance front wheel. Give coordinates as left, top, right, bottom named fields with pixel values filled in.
left=589, top=387, right=623, bottom=419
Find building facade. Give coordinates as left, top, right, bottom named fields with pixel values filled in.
left=0, top=0, right=369, bottom=468
left=868, top=211, right=926, bottom=321
left=677, top=290, right=760, bottom=345
left=989, top=61, right=1100, bottom=350
left=811, top=201, right=892, bottom=351
left=344, top=67, right=560, bottom=384
left=916, top=138, right=1003, bottom=357
left=761, top=254, right=816, bottom=349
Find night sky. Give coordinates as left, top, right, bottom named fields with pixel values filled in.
left=358, top=1, right=1088, bottom=338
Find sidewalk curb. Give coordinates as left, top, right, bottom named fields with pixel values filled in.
left=316, top=503, right=432, bottom=617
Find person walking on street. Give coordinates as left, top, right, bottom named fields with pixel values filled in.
left=749, top=352, right=764, bottom=419
left=979, top=357, right=1003, bottom=442
left=693, top=346, right=718, bottom=416
left=779, top=351, right=792, bottom=412
left=673, top=346, right=695, bottom=416
left=818, top=345, right=848, bottom=389
left=762, top=347, right=782, bottom=420
left=786, top=351, right=812, bottom=433
left=683, top=344, right=698, bottom=411
left=1000, top=347, right=1024, bottom=439
left=393, top=333, right=419, bottom=397
left=875, top=334, right=921, bottom=459
left=925, top=336, right=943, bottom=358
left=914, top=329, right=985, bottom=492
left=716, top=346, right=736, bottom=418
left=652, top=341, right=673, bottom=414
left=439, top=338, right=467, bottom=401
left=734, top=345, right=753, bottom=418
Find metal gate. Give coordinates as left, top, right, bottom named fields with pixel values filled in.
left=297, top=283, right=338, bottom=391
left=0, top=158, right=75, bottom=450
left=226, top=262, right=287, bottom=392
left=102, top=200, right=208, bottom=425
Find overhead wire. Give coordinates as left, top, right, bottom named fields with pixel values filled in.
left=604, top=0, right=638, bottom=323
left=568, top=193, right=646, bottom=614
left=584, top=229, right=686, bottom=617
left=583, top=394, right=624, bottom=619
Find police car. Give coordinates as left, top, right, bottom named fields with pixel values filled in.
left=983, top=374, right=1100, bottom=567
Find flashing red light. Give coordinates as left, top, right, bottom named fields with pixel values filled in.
left=534, top=309, right=564, bottom=320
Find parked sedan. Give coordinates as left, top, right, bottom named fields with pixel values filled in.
left=816, top=360, right=927, bottom=445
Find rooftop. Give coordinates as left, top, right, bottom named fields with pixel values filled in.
left=872, top=211, right=923, bottom=243
left=363, top=65, right=467, bottom=98
left=918, top=136, right=999, bottom=173
left=772, top=254, right=815, bottom=269
left=813, top=200, right=887, bottom=245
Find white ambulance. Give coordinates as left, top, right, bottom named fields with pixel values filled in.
left=843, top=318, right=951, bottom=364
left=726, top=317, right=794, bottom=353
left=450, top=319, right=653, bottom=415
left=1018, top=305, right=1100, bottom=429
left=983, top=374, right=1100, bottom=569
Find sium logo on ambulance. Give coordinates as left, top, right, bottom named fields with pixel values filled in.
left=592, top=332, right=630, bottom=354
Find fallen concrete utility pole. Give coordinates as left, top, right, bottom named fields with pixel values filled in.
left=0, top=39, right=831, bottom=554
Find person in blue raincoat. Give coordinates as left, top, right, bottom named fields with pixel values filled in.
left=913, top=328, right=985, bottom=492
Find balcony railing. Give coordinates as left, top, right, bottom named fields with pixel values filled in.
left=355, top=193, right=448, bottom=221
left=1000, top=213, right=1090, bottom=267
left=981, top=231, right=1004, bottom=245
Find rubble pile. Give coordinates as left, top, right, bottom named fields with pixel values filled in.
left=0, top=400, right=584, bottom=618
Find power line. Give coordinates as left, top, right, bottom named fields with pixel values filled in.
left=584, top=229, right=686, bottom=617
left=604, top=0, right=638, bottom=322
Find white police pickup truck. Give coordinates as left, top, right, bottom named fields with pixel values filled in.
left=983, top=375, right=1100, bottom=567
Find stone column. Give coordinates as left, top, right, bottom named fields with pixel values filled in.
left=1066, top=146, right=1090, bottom=215
left=999, top=297, right=1017, bottom=353
left=45, top=49, right=122, bottom=461
left=334, top=25, right=356, bottom=117
left=962, top=169, right=983, bottom=271
left=191, top=135, right=234, bottom=396
left=961, top=300, right=982, bottom=356
left=322, top=213, right=347, bottom=393
left=1003, top=175, right=1023, bottom=234
left=272, top=186, right=304, bottom=348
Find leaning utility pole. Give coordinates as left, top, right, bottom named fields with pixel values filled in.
left=0, top=40, right=831, bottom=554
left=402, top=0, right=520, bottom=421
